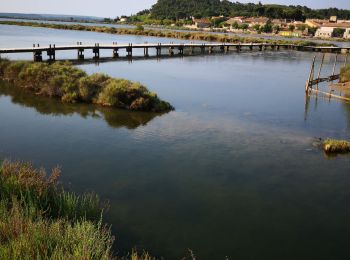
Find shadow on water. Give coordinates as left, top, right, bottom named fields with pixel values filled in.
left=0, top=81, right=166, bottom=129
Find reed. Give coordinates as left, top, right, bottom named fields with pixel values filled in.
left=340, top=65, right=350, bottom=83
left=0, top=159, right=114, bottom=259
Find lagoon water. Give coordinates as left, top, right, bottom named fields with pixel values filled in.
left=1, top=24, right=350, bottom=259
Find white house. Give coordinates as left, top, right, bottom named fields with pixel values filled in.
left=345, top=29, right=350, bottom=39
left=315, top=23, right=350, bottom=38
left=315, top=27, right=333, bottom=38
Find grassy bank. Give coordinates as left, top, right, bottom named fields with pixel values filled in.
left=0, top=159, right=113, bottom=258
left=0, top=59, right=173, bottom=112
left=340, top=65, right=350, bottom=83
left=0, top=20, right=332, bottom=47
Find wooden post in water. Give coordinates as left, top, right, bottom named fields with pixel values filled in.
left=332, top=54, right=338, bottom=77
left=305, top=55, right=316, bottom=93
left=343, top=54, right=348, bottom=68
left=316, top=54, right=325, bottom=90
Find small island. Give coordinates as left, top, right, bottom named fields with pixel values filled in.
left=0, top=59, right=173, bottom=112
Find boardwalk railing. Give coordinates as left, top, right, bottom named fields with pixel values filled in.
left=1, top=42, right=350, bottom=62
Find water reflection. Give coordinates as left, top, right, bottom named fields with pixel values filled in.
left=0, top=81, right=165, bottom=129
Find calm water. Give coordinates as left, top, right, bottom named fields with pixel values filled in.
left=1, top=24, right=350, bottom=260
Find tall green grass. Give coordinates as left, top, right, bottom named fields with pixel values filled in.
left=0, top=59, right=173, bottom=112
left=0, top=159, right=114, bottom=259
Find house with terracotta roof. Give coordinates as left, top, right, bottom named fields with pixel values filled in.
left=315, top=23, right=350, bottom=38
left=244, top=17, right=270, bottom=27
left=193, top=18, right=211, bottom=28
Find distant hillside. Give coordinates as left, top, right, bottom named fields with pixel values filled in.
left=149, top=0, right=350, bottom=20
left=0, top=13, right=103, bottom=22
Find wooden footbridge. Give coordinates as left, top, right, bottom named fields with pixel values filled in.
left=1, top=42, right=350, bottom=62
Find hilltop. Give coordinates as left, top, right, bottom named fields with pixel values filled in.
left=147, top=0, right=350, bottom=20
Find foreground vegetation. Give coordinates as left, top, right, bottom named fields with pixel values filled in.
left=0, top=160, right=160, bottom=259
left=340, top=65, right=350, bottom=83
left=323, top=139, right=350, bottom=154
left=0, top=160, right=113, bottom=258
left=0, top=59, right=173, bottom=112
left=0, top=20, right=332, bottom=47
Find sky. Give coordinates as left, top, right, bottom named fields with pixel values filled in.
left=1, top=0, right=349, bottom=18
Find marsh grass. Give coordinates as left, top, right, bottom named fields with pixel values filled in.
left=340, top=65, right=350, bottom=83
left=0, top=60, right=173, bottom=112
left=0, top=159, right=114, bottom=259
left=323, top=139, right=350, bottom=153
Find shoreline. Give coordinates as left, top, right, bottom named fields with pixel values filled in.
left=0, top=20, right=335, bottom=48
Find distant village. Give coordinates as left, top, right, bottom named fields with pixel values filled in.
left=110, top=13, right=350, bottom=40
left=186, top=16, right=350, bottom=39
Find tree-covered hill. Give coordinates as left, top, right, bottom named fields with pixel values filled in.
left=148, top=0, right=350, bottom=21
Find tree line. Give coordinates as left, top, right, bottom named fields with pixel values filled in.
left=146, top=0, right=350, bottom=21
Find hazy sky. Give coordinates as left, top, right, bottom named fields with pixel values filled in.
left=1, top=0, right=349, bottom=18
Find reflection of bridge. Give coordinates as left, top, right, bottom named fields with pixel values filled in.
left=1, top=42, right=350, bottom=62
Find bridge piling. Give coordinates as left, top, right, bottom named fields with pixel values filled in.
left=144, top=47, right=149, bottom=57
left=113, top=48, right=119, bottom=58
left=93, top=43, right=100, bottom=59
left=33, top=51, right=42, bottom=62
left=156, top=43, right=161, bottom=56
left=178, top=45, right=184, bottom=55
left=236, top=44, right=241, bottom=52
left=47, top=44, right=56, bottom=61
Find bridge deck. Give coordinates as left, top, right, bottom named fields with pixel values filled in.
left=0, top=43, right=285, bottom=53
left=1, top=43, right=349, bottom=62
left=0, top=43, right=348, bottom=54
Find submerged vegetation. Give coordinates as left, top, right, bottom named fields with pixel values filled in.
left=340, top=65, right=350, bottom=83
left=323, top=139, right=350, bottom=154
left=0, top=20, right=332, bottom=47
left=0, top=160, right=114, bottom=258
left=0, top=59, right=173, bottom=112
